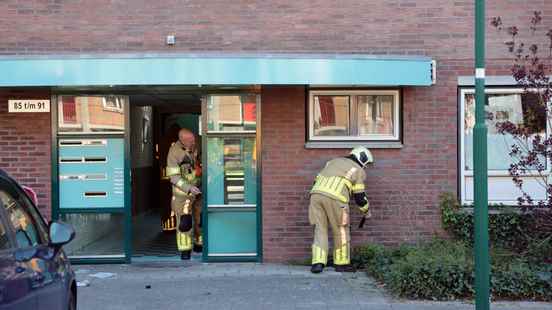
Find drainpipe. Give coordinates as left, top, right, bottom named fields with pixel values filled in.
left=474, top=0, right=490, bottom=309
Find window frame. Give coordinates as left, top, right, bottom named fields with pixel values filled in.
left=459, top=87, right=552, bottom=205
left=102, top=96, right=124, bottom=113
left=308, top=89, right=401, bottom=142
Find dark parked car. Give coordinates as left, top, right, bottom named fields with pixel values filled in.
left=0, top=169, right=77, bottom=310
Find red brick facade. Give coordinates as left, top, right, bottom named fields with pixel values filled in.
left=0, top=1, right=551, bottom=262
left=0, top=89, right=52, bottom=219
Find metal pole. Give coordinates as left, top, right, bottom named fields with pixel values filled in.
left=474, top=0, right=490, bottom=309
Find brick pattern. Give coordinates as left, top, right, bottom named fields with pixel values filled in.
left=0, top=1, right=550, bottom=59
left=0, top=89, right=52, bottom=219
left=0, top=0, right=550, bottom=262
left=261, top=60, right=513, bottom=262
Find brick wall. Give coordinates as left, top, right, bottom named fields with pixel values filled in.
left=0, top=1, right=550, bottom=58
left=0, top=89, right=52, bottom=219
left=261, top=59, right=514, bottom=263
left=0, top=0, right=551, bottom=261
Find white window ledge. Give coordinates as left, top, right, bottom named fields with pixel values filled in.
left=305, top=141, right=403, bottom=149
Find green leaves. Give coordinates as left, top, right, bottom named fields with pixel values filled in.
left=352, top=239, right=552, bottom=301
left=348, top=193, right=552, bottom=301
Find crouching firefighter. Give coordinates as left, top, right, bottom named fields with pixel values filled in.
left=309, top=146, right=373, bottom=273
left=166, top=129, right=203, bottom=260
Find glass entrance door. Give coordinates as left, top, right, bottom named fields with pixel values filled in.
left=202, top=94, right=260, bottom=261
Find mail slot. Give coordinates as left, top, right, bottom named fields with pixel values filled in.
left=84, top=192, right=107, bottom=197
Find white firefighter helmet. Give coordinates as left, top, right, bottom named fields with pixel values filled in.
left=350, top=146, right=373, bottom=167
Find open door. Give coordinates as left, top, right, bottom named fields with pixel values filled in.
left=202, top=94, right=261, bottom=261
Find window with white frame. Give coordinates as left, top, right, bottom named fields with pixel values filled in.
left=102, top=96, right=124, bottom=113
left=308, top=90, right=400, bottom=142
left=459, top=88, right=549, bottom=205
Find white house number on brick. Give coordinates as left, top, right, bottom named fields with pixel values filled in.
left=8, top=100, right=50, bottom=113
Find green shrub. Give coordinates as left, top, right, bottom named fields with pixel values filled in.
left=348, top=193, right=552, bottom=301
left=492, top=258, right=552, bottom=300
left=439, top=192, right=551, bottom=262
left=386, top=240, right=474, bottom=300
left=352, top=239, right=552, bottom=301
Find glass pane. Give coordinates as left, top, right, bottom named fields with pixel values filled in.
left=60, top=213, right=124, bottom=257
left=313, top=95, right=349, bottom=137
left=0, top=190, right=44, bottom=247
left=58, top=96, right=126, bottom=133
left=358, top=95, right=395, bottom=136
left=207, top=137, right=257, bottom=205
left=207, top=95, right=256, bottom=132
left=464, top=93, right=546, bottom=170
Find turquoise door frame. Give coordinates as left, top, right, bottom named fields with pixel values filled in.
left=201, top=94, right=262, bottom=262
left=51, top=94, right=132, bottom=264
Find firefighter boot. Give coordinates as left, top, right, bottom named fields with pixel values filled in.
left=310, top=263, right=325, bottom=274
left=193, top=244, right=203, bottom=253
left=181, top=250, right=191, bottom=260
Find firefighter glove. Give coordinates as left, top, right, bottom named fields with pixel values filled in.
left=359, top=201, right=370, bottom=215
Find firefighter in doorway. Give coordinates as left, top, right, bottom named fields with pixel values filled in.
left=166, top=128, right=203, bottom=260
left=309, top=146, right=373, bottom=273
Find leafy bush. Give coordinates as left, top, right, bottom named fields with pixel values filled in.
left=439, top=192, right=552, bottom=262
left=492, top=258, right=552, bottom=300
left=352, top=239, right=552, bottom=301
left=386, top=240, right=474, bottom=300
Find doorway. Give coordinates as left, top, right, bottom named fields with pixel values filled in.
left=128, top=89, right=262, bottom=262
left=129, top=92, right=202, bottom=260
left=53, top=87, right=262, bottom=263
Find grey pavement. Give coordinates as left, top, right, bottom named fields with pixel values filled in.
left=74, top=262, right=551, bottom=310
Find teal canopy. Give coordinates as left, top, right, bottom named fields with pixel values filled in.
left=0, top=54, right=433, bottom=86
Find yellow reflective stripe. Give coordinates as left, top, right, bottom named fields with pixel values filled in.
left=342, top=178, right=353, bottom=190
left=177, top=232, right=192, bottom=251
left=166, top=166, right=181, bottom=176
left=175, top=179, right=187, bottom=189
left=312, top=245, right=327, bottom=265
left=311, top=175, right=350, bottom=203
left=334, top=244, right=350, bottom=265
left=352, top=183, right=365, bottom=193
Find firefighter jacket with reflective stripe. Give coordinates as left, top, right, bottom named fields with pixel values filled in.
left=310, top=157, right=366, bottom=203
left=166, top=141, right=200, bottom=196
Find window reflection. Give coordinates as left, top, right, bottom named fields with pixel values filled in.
left=207, top=95, right=257, bottom=132
left=313, top=95, right=350, bottom=137
left=207, top=138, right=257, bottom=205
left=0, top=190, right=41, bottom=248
left=357, top=95, right=394, bottom=136
left=464, top=93, right=546, bottom=170
left=58, top=96, right=126, bottom=133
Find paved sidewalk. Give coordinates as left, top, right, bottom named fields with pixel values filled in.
left=75, top=262, right=551, bottom=310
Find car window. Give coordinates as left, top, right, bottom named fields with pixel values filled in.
left=0, top=190, right=42, bottom=248
left=0, top=217, right=10, bottom=250
left=18, top=188, right=48, bottom=243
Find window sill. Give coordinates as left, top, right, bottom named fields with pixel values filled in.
left=305, top=141, right=403, bottom=149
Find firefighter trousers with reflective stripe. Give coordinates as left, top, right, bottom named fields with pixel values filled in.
left=172, top=193, right=202, bottom=251
left=308, top=193, right=351, bottom=266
